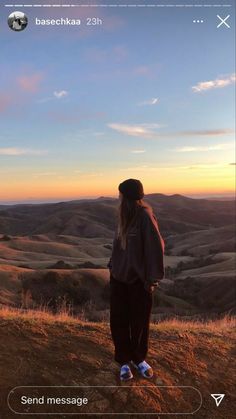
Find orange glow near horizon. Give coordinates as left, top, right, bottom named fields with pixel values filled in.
left=1, top=164, right=235, bottom=201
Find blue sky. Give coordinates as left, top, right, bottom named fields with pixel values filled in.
left=0, top=1, right=235, bottom=201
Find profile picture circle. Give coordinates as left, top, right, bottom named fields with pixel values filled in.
left=8, top=11, right=28, bottom=31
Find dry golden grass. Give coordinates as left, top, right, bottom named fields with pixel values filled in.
left=1, top=304, right=235, bottom=418
left=153, top=315, right=236, bottom=333
left=0, top=304, right=78, bottom=324
left=0, top=304, right=235, bottom=333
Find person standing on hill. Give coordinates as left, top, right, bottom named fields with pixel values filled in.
left=108, top=179, right=165, bottom=381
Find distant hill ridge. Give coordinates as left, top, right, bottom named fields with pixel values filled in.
left=0, top=193, right=234, bottom=237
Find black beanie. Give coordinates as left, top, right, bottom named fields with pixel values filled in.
left=118, top=178, right=144, bottom=200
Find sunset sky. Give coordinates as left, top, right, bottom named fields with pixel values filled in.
left=0, top=0, right=235, bottom=203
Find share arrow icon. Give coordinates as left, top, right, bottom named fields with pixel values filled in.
left=211, top=394, right=225, bottom=407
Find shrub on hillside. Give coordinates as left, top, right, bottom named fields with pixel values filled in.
left=77, top=261, right=104, bottom=269
left=49, top=260, right=74, bottom=269
left=22, top=271, right=91, bottom=312
left=1, top=234, right=11, bottom=241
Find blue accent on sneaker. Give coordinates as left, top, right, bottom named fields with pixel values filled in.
left=131, top=360, right=153, bottom=378
left=120, top=364, right=133, bottom=381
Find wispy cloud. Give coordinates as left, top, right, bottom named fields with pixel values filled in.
left=17, top=73, right=44, bottom=93
left=175, top=143, right=234, bottom=152
left=108, top=123, right=233, bottom=139
left=37, top=90, right=69, bottom=104
left=0, top=148, right=47, bottom=156
left=182, top=163, right=230, bottom=171
left=53, top=90, right=68, bottom=99
left=131, top=149, right=146, bottom=153
left=119, top=163, right=231, bottom=173
left=178, top=129, right=234, bottom=136
left=108, top=123, right=161, bottom=138
left=138, top=98, right=159, bottom=106
left=192, top=73, right=235, bottom=93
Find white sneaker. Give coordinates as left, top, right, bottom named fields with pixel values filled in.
left=120, top=364, right=133, bottom=381
left=131, top=360, right=153, bottom=378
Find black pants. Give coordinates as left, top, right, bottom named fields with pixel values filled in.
left=110, top=275, right=153, bottom=366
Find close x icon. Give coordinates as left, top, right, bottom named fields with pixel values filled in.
left=217, top=14, right=231, bottom=28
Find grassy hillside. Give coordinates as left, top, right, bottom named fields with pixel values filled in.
left=0, top=261, right=235, bottom=319
left=0, top=308, right=235, bottom=418
left=0, top=194, right=235, bottom=319
left=0, top=235, right=110, bottom=269
left=166, top=225, right=235, bottom=256
left=0, top=194, right=234, bottom=238
left=2, top=264, right=235, bottom=320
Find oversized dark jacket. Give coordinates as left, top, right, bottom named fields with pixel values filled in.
left=107, top=206, right=165, bottom=287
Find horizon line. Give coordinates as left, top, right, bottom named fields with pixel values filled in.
left=0, top=192, right=235, bottom=205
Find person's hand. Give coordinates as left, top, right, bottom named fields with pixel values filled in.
left=144, top=282, right=158, bottom=293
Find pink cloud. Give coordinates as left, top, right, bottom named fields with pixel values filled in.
left=17, top=73, right=43, bottom=93
left=0, top=94, right=13, bottom=112
left=0, top=72, right=44, bottom=113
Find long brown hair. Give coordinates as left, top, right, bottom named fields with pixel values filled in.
left=117, top=195, right=153, bottom=249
